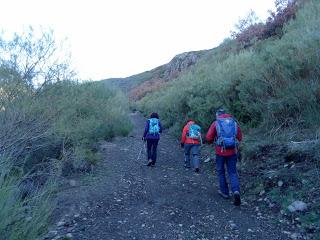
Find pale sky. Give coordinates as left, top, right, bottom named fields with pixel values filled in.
left=0, top=0, right=275, bottom=80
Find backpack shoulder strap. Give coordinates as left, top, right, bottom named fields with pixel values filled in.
left=215, top=119, right=222, bottom=137
left=234, top=119, right=238, bottom=136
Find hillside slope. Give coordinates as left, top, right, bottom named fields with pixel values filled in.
left=102, top=50, right=207, bottom=99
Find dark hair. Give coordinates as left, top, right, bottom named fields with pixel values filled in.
left=150, top=112, right=159, bottom=119
left=216, top=108, right=226, bottom=117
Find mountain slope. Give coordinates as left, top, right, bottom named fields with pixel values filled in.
left=102, top=50, right=207, bottom=99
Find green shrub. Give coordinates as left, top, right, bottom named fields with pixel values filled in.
left=0, top=75, right=132, bottom=239
left=0, top=157, right=53, bottom=240
left=137, top=0, right=320, bottom=137
left=0, top=28, right=132, bottom=239
left=45, top=81, right=132, bottom=145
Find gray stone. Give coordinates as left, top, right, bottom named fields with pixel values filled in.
left=287, top=201, right=308, bottom=212
left=47, top=230, right=58, bottom=237
left=57, top=221, right=66, bottom=227
left=66, top=233, right=73, bottom=238
left=69, top=180, right=77, bottom=187
left=259, top=190, right=265, bottom=196
left=230, top=223, right=237, bottom=230
left=278, top=180, right=284, bottom=187
left=290, top=232, right=300, bottom=239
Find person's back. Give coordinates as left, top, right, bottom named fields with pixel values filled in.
left=207, top=112, right=242, bottom=156
left=181, top=120, right=201, bottom=145
left=181, top=120, right=202, bottom=173
left=206, top=109, right=242, bottom=206
left=143, top=112, right=162, bottom=166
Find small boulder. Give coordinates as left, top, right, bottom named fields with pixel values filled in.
left=278, top=180, right=284, bottom=187
left=66, top=233, right=73, bottom=238
left=69, top=180, right=77, bottom=187
left=287, top=201, right=308, bottom=212
left=57, top=221, right=66, bottom=227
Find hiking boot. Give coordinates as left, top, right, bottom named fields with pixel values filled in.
left=184, top=163, right=191, bottom=168
left=233, top=191, right=241, bottom=206
left=147, top=160, right=152, bottom=166
left=218, top=190, right=229, bottom=199
left=195, top=168, right=200, bottom=173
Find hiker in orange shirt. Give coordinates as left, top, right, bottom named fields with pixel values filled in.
left=181, top=120, right=202, bottom=173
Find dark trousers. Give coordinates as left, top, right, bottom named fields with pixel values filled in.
left=215, top=154, right=240, bottom=195
left=147, top=139, right=159, bottom=163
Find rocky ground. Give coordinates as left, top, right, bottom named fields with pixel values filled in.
left=44, top=112, right=293, bottom=240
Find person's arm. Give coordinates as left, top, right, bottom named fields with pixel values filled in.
left=180, top=125, right=188, bottom=148
left=236, top=125, right=243, bottom=160
left=236, top=125, right=242, bottom=142
left=159, top=121, right=163, bottom=133
left=181, top=125, right=188, bottom=143
left=143, top=120, right=149, bottom=139
left=206, top=122, right=216, bottom=144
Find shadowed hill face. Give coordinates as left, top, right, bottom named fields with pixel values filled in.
left=102, top=50, right=207, bottom=99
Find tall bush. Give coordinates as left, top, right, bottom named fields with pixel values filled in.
left=0, top=28, right=132, bottom=239
left=137, top=0, right=320, bottom=136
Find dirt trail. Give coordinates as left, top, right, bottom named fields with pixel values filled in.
left=46, top=112, right=290, bottom=240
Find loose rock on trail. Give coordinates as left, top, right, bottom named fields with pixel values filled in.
left=45, top=112, right=290, bottom=240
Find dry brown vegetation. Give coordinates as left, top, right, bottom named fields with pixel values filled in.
left=129, top=78, right=168, bottom=101
left=232, top=0, right=300, bottom=48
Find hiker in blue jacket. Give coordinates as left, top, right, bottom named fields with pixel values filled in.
left=142, top=112, right=162, bottom=166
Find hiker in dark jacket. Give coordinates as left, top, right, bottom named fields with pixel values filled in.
left=206, top=109, right=243, bottom=206
left=142, top=112, right=162, bottom=166
left=181, top=120, right=202, bottom=173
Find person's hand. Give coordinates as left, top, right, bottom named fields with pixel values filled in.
left=237, top=150, right=242, bottom=162
left=180, top=143, right=184, bottom=148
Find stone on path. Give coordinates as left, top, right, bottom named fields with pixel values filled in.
left=287, top=201, right=307, bottom=212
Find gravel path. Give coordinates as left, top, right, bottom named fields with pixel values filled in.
left=46, top=112, right=290, bottom=240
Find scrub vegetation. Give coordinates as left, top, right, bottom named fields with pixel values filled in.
left=0, top=28, right=131, bottom=239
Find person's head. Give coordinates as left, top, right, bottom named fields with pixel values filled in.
left=215, top=108, right=226, bottom=119
left=186, top=119, right=194, bottom=124
left=150, top=112, right=159, bottom=119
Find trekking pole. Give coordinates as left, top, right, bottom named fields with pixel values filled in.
left=136, top=140, right=146, bottom=162
left=200, top=134, right=203, bottom=145
left=143, top=140, right=147, bottom=156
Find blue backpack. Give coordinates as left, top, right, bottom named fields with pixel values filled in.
left=216, top=117, right=238, bottom=149
left=148, top=118, right=160, bottom=135
left=187, top=124, right=201, bottom=140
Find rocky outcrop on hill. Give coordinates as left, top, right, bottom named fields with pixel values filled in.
left=162, top=51, right=205, bottom=80
left=127, top=50, right=207, bottom=100
left=103, top=49, right=207, bottom=100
